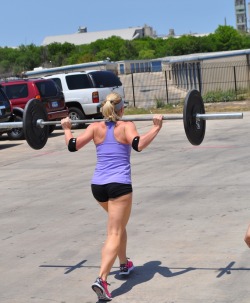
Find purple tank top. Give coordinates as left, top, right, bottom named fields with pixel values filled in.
left=91, top=121, right=132, bottom=185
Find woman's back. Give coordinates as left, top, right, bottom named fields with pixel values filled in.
left=91, top=121, right=132, bottom=185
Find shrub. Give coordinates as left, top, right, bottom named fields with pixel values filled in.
left=203, top=90, right=237, bottom=103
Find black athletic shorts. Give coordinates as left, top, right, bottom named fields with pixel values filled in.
left=91, top=183, right=133, bottom=202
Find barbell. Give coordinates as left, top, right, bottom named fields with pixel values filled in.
left=0, top=89, right=243, bottom=150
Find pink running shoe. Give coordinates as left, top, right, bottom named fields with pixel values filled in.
left=119, top=259, right=134, bottom=276
left=91, top=277, right=112, bottom=301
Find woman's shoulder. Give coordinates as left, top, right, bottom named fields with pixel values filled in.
left=90, top=121, right=106, bottom=128
left=118, top=120, right=136, bottom=131
left=117, top=120, right=135, bottom=126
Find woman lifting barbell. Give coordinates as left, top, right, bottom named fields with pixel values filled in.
left=61, top=92, right=163, bottom=301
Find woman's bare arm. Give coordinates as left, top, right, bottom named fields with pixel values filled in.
left=125, top=115, right=163, bottom=151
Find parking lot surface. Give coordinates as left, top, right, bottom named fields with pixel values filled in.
left=1, top=113, right=250, bottom=303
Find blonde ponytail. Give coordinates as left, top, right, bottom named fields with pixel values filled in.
left=101, top=92, right=123, bottom=122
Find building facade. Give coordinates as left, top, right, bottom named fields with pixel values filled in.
left=235, top=0, right=248, bottom=31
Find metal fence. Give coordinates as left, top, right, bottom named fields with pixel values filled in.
left=120, top=61, right=250, bottom=108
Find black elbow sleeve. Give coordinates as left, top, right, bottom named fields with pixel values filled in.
left=132, top=136, right=141, bottom=152
left=68, top=138, right=77, bottom=152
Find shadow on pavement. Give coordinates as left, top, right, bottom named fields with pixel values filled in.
left=110, top=260, right=195, bottom=298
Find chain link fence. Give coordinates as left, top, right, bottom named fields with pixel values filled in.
left=120, top=61, right=250, bottom=108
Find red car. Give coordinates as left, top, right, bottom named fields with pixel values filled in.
left=0, top=84, right=16, bottom=138
left=1, top=78, right=68, bottom=139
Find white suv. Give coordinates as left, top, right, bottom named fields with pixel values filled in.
left=44, top=70, right=125, bottom=125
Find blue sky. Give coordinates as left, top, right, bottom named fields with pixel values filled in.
left=1, top=0, right=238, bottom=47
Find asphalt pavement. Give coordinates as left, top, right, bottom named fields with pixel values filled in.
left=1, top=112, right=250, bottom=303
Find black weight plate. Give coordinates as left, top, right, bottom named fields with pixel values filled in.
left=183, top=89, right=206, bottom=146
left=23, top=99, right=49, bottom=150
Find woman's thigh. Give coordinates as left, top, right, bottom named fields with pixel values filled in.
left=107, top=193, right=133, bottom=232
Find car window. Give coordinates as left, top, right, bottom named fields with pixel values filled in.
left=4, top=84, right=28, bottom=99
left=65, top=74, right=92, bottom=90
left=0, top=88, right=8, bottom=102
left=35, top=81, right=57, bottom=97
left=89, top=71, right=122, bottom=88
left=50, top=78, right=62, bottom=90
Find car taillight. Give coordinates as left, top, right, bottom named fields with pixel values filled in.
left=92, top=92, right=99, bottom=103
left=9, top=100, right=13, bottom=112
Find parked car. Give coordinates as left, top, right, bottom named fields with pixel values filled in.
left=0, top=84, right=17, bottom=139
left=43, top=70, right=125, bottom=126
left=1, top=78, right=68, bottom=139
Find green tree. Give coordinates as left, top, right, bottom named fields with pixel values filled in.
left=95, top=49, right=115, bottom=61
left=46, top=42, right=76, bottom=66
left=119, top=40, right=138, bottom=59
left=213, top=25, right=243, bottom=51
left=16, top=44, right=41, bottom=72
left=0, top=60, right=11, bottom=74
left=138, top=49, right=155, bottom=59
left=240, top=32, right=250, bottom=48
left=1, top=25, right=250, bottom=76
left=88, top=36, right=129, bottom=61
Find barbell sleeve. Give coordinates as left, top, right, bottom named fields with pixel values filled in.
left=196, top=113, right=243, bottom=120
left=0, top=121, right=23, bottom=129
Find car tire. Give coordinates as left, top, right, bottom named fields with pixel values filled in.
left=7, top=115, right=25, bottom=140
left=49, top=125, right=56, bottom=134
left=68, top=107, right=86, bottom=128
